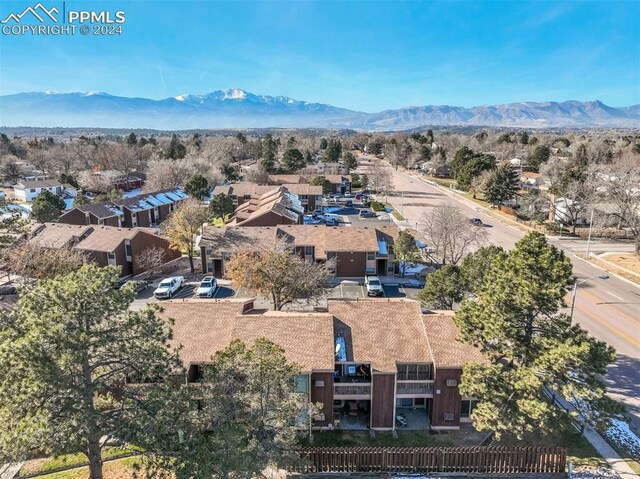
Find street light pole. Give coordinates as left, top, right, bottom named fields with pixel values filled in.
left=570, top=274, right=609, bottom=321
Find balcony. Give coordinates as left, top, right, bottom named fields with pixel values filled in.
left=396, top=381, right=434, bottom=396
left=334, top=383, right=371, bottom=399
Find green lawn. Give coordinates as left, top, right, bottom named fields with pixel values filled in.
left=29, top=457, right=142, bottom=479
left=383, top=203, right=406, bottom=221
left=19, top=448, right=140, bottom=478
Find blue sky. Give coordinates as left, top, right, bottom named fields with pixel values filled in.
left=1, top=0, right=638, bottom=111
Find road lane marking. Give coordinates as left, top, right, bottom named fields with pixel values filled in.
left=608, top=291, right=624, bottom=301
left=574, top=303, right=640, bottom=349
left=580, top=289, right=640, bottom=325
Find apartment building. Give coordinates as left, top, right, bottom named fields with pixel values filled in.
left=59, top=188, right=187, bottom=228
left=29, top=223, right=181, bottom=277
left=159, top=298, right=484, bottom=431
left=197, top=224, right=399, bottom=278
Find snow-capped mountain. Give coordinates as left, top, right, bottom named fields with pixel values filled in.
left=0, top=89, right=637, bottom=130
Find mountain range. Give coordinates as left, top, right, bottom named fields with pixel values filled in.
left=1, top=88, right=638, bottom=130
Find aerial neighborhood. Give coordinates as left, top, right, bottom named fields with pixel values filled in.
left=1, top=129, right=638, bottom=476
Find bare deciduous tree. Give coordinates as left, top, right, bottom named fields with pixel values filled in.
left=2, top=243, right=88, bottom=280
left=226, top=238, right=333, bottom=310
left=161, top=199, right=208, bottom=273
left=136, top=245, right=167, bottom=278
left=420, top=203, right=487, bottom=265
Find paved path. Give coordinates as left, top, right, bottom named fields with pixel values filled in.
left=359, top=158, right=640, bottom=432
left=0, top=462, right=23, bottom=479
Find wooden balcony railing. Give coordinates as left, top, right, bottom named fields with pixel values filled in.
left=334, top=383, right=371, bottom=398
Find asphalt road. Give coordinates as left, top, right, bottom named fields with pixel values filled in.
left=367, top=160, right=640, bottom=429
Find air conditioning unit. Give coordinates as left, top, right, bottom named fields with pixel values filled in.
left=444, top=413, right=455, bottom=421
left=446, top=379, right=458, bottom=387
left=314, top=380, right=325, bottom=387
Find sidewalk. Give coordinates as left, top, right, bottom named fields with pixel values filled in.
left=0, top=462, right=23, bottom=479
left=552, top=395, right=639, bottom=479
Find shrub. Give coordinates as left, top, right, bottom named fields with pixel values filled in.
left=370, top=201, right=385, bottom=212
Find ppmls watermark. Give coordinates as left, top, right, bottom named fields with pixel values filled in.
left=1, top=2, right=125, bottom=36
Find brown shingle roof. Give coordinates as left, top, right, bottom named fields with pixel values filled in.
left=198, top=225, right=398, bottom=258
left=74, top=225, right=157, bottom=253
left=29, top=223, right=93, bottom=249
left=422, top=311, right=485, bottom=368
left=159, top=299, right=335, bottom=371
left=329, top=299, right=433, bottom=372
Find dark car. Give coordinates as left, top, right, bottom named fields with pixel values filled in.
left=115, top=278, right=149, bottom=294
left=469, top=218, right=484, bottom=226
left=359, top=210, right=377, bottom=218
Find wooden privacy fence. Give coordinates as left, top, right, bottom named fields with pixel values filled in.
left=294, top=446, right=567, bottom=475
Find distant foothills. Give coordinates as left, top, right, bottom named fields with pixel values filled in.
left=0, top=88, right=638, bottom=130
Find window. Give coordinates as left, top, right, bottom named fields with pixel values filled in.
left=125, top=243, right=132, bottom=258
left=367, top=252, right=375, bottom=260
left=30, top=188, right=36, bottom=193
left=397, top=363, right=431, bottom=381
left=98, top=219, right=104, bottom=225
left=327, top=252, right=336, bottom=260
left=387, top=246, right=394, bottom=255
left=366, top=267, right=375, bottom=275
left=388, top=264, right=394, bottom=272
left=304, top=246, right=313, bottom=256
left=461, top=400, right=476, bottom=418
left=108, top=252, right=116, bottom=260
left=294, top=374, right=309, bottom=394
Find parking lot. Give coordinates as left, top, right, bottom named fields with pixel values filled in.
left=131, top=277, right=423, bottom=311
left=315, top=205, right=393, bottom=228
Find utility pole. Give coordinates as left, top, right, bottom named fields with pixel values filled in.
left=586, top=209, right=594, bottom=257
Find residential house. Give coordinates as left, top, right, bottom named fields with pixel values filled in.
left=520, top=171, right=544, bottom=188
left=29, top=223, right=181, bottom=277
left=13, top=180, right=76, bottom=202
left=197, top=224, right=399, bottom=278
left=90, top=169, right=145, bottom=191
left=158, top=298, right=484, bottom=431
left=226, top=187, right=304, bottom=227
left=59, top=188, right=188, bottom=228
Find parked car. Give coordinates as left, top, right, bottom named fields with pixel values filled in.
left=365, top=275, right=384, bottom=297
left=346, top=200, right=353, bottom=206
left=359, top=210, right=377, bottom=218
left=469, top=218, right=484, bottom=226
left=196, top=276, right=217, bottom=298
left=153, top=276, right=184, bottom=299
left=114, top=278, right=148, bottom=294
left=344, top=192, right=352, bottom=198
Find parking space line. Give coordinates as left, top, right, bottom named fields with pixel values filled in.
left=340, top=283, right=344, bottom=297
left=360, top=285, right=366, bottom=297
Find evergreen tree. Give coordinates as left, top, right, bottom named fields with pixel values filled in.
left=184, top=174, right=210, bottom=200
left=125, top=132, right=138, bottom=146
left=280, top=148, right=305, bottom=173
left=309, top=176, right=332, bottom=195
left=319, top=137, right=328, bottom=149
left=454, top=232, right=620, bottom=439
left=418, top=265, right=466, bottom=310
left=0, top=199, right=29, bottom=247
left=527, top=145, right=551, bottom=171
left=0, top=265, right=186, bottom=479
left=483, top=163, right=520, bottom=206
left=31, top=190, right=66, bottom=222
left=322, top=139, right=342, bottom=162
left=165, top=134, right=187, bottom=159
left=342, top=151, right=358, bottom=172
left=209, top=193, right=234, bottom=221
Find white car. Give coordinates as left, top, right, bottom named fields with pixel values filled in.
left=196, top=276, right=217, bottom=298
left=153, top=276, right=184, bottom=300
left=365, top=275, right=383, bottom=297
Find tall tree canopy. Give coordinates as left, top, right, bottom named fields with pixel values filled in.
left=185, top=174, right=210, bottom=200
left=483, top=163, right=520, bottom=206
left=454, top=232, right=619, bottom=438
left=280, top=148, right=306, bottom=173
left=0, top=265, right=186, bottom=479
left=31, top=190, right=66, bottom=223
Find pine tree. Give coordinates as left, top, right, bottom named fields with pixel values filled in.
left=184, top=174, right=210, bottom=200
left=0, top=265, right=186, bottom=479
left=280, top=148, right=305, bottom=173
left=483, top=163, right=520, bottom=206
left=454, top=232, right=620, bottom=439
left=31, top=190, right=66, bottom=222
